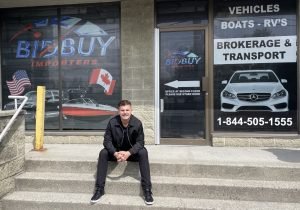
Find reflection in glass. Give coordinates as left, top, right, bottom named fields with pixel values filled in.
left=61, top=4, right=121, bottom=130
left=160, top=30, right=205, bottom=138
left=1, top=7, right=59, bottom=130
left=1, top=4, right=121, bottom=131
left=156, top=0, right=208, bottom=27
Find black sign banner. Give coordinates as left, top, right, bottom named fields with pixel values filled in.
left=213, top=0, right=297, bottom=132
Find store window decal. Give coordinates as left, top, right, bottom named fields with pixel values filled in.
left=213, top=0, right=297, bottom=131
left=1, top=4, right=120, bottom=130
left=220, top=70, right=289, bottom=112
left=165, top=50, right=202, bottom=66
left=6, top=70, right=31, bottom=96
left=159, top=31, right=205, bottom=138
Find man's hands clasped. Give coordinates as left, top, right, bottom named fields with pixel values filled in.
left=114, top=151, right=131, bottom=162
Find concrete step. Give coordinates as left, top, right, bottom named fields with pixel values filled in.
left=15, top=172, right=300, bottom=203
left=24, top=144, right=300, bottom=181
left=25, top=158, right=300, bottom=181
left=2, top=191, right=300, bottom=210
left=3, top=144, right=300, bottom=209
left=25, top=132, right=105, bottom=144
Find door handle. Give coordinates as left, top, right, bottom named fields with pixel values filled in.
left=160, top=99, right=164, bottom=112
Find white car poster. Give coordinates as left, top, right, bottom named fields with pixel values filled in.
left=213, top=0, right=297, bottom=131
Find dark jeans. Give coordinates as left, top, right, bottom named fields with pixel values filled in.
left=95, top=147, right=152, bottom=191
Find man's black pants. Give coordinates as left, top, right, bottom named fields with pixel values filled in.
left=95, top=147, right=152, bottom=191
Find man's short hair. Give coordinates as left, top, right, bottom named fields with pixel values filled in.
left=118, top=100, right=132, bottom=108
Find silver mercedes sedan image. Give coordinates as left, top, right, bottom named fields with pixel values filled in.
left=220, top=70, right=289, bottom=112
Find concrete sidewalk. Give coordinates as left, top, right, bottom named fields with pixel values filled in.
left=2, top=143, right=300, bottom=210
left=25, top=143, right=300, bottom=167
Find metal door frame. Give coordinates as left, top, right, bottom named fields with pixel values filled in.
left=155, top=27, right=209, bottom=145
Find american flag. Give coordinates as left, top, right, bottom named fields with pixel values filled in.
left=6, top=70, right=31, bottom=96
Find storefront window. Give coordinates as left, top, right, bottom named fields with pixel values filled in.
left=213, top=0, right=297, bottom=132
left=156, top=0, right=208, bottom=27
left=1, top=3, right=120, bottom=130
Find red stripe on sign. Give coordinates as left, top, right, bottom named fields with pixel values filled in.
left=89, top=68, right=101, bottom=84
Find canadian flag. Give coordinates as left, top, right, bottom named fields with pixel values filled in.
left=89, top=68, right=116, bottom=95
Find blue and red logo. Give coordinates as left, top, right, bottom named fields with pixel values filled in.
left=165, top=50, right=202, bottom=66
left=11, top=16, right=116, bottom=60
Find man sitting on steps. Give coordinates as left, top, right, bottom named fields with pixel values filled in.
left=90, top=99, right=154, bottom=205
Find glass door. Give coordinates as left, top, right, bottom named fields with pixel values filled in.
left=159, top=29, right=206, bottom=140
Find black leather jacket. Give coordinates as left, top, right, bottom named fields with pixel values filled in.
left=103, top=114, right=145, bottom=155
